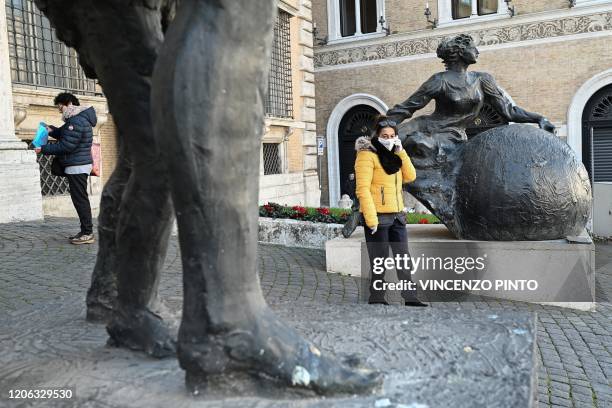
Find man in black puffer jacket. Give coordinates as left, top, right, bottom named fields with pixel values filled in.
left=36, top=92, right=97, bottom=244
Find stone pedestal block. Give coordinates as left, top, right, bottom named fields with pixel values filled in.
left=0, top=142, right=43, bottom=223
left=326, top=224, right=595, bottom=311
left=0, top=5, right=44, bottom=223
left=0, top=294, right=537, bottom=407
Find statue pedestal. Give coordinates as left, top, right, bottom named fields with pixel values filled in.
left=0, top=139, right=43, bottom=223
left=326, top=224, right=595, bottom=311
left=0, top=294, right=537, bottom=407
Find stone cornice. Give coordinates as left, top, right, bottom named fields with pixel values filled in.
left=314, top=11, right=612, bottom=69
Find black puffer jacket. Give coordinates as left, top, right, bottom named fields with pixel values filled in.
left=42, top=107, right=96, bottom=166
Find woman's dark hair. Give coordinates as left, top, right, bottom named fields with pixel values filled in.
left=436, top=34, right=474, bottom=64
left=373, top=115, right=398, bottom=137
left=54, top=92, right=80, bottom=106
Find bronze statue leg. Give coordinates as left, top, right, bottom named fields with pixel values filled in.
left=152, top=0, right=382, bottom=394
left=86, top=133, right=130, bottom=322
left=35, top=0, right=176, bottom=356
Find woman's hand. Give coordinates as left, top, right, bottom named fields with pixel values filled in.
left=393, top=138, right=403, bottom=153
left=370, top=225, right=378, bottom=235
left=538, top=118, right=555, bottom=133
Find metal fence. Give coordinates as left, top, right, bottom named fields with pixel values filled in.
left=5, top=0, right=98, bottom=95
left=265, top=10, right=293, bottom=119
left=263, top=143, right=282, bottom=175
left=31, top=143, right=70, bottom=196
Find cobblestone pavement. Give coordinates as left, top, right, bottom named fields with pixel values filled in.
left=0, top=218, right=610, bottom=407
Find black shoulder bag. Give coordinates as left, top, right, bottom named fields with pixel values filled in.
left=51, top=156, right=65, bottom=177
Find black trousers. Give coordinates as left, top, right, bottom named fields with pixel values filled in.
left=365, top=215, right=417, bottom=303
left=66, top=173, right=93, bottom=235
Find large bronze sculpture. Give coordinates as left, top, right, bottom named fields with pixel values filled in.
left=36, top=0, right=381, bottom=395
left=387, top=34, right=592, bottom=240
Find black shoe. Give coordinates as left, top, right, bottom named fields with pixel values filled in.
left=368, top=300, right=389, bottom=305
left=405, top=301, right=429, bottom=307
left=68, top=232, right=83, bottom=240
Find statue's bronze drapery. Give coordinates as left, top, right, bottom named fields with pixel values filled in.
left=35, top=0, right=381, bottom=395
left=386, top=34, right=591, bottom=241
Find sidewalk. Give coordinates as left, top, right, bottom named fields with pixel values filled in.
left=0, top=218, right=610, bottom=407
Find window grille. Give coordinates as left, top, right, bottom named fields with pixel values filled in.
left=263, top=143, right=282, bottom=175
left=265, top=10, right=293, bottom=119
left=5, top=0, right=98, bottom=95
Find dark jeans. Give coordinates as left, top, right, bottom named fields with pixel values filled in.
left=365, top=215, right=417, bottom=303
left=66, top=173, right=93, bottom=235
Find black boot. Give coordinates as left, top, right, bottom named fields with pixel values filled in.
left=405, top=301, right=428, bottom=307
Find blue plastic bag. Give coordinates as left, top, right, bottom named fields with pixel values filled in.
left=32, top=122, right=48, bottom=148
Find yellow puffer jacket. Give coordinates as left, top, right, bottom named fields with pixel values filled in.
left=354, top=136, right=417, bottom=228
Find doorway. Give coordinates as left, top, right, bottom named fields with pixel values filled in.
left=582, top=84, right=612, bottom=237
left=337, top=105, right=379, bottom=197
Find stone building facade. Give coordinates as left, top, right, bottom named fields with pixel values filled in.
left=312, top=0, right=612, bottom=236
left=0, top=0, right=320, bottom=223
left=260, top=0, right=321, bottom=206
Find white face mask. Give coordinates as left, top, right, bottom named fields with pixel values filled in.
left=378, top=137, right=397, bottom=151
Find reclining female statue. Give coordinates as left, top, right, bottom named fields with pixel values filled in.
left=385, top=34, right=591, bottom=241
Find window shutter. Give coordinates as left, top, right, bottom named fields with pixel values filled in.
left=593, top=127, right=612, bottom=182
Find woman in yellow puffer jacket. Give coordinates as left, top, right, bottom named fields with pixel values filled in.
left=354, top=117, right=427, bottom=307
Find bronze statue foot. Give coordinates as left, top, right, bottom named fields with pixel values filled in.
left=178, top=307, right=382, bottom=396
left=107, top=305, right=176, bottom=358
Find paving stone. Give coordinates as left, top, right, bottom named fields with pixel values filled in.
left=549, top=372, right=571, bottom=383
left=571, top=401, right=595, bottom=408
left=549, top=396, right=572, bottom=407
left=571, top=386, right=594, bottom=399
left=550, top=381, right=571, bottom=393
left=569, top=378, right=593, bottom=388
left=538, top=395, right=552, bottom=406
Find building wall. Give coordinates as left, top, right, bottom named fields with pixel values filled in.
left=260, top=0, right=321, bottom=207
left=513, top=0, right=572, bottom=15
left=313, top=0, right=612, bottom=205
left=387, top=0, right=438, bottom=33
left=99, top=115, right=119, bottom=186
